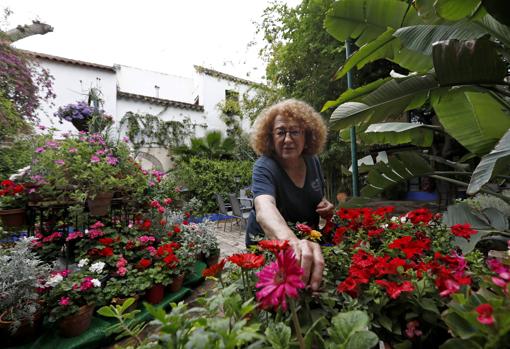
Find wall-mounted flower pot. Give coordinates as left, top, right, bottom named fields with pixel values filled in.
left=144, top=283, right=165, bottom=304
left=0, top=208, right=26, bottom=229
left=87, top=192, right=114, bottom=216
left=58, top=303, right=95, bottom=338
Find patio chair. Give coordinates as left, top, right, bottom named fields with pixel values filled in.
left=228, top=193, right=251, bottom=230
left=214, top=193, right=237, bottom=231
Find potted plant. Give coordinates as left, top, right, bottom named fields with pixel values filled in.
left=0, top=179, right=28, bottom=229
left=42, top=267, right=106, bottom=337
left=0, top=238, right=51, bottom=346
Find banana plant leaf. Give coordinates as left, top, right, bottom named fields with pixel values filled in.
left=431, top=87, right=510, bottom=156
left=362, top=122, right=437, bottom=147
left=330, top=74, right=438, bottom=131
left=481, top=0, right=510, bottom=26
left=467, top=129, right=510, bottom=194
left=360, top=151, right=433, bottom=197
left=432, top=37, right=507, bottom=85
left=434, top=0, right=481, bottom=21
left=322, top=77, right=391, bottom=112
left=324, top=0, right=422, bottom=46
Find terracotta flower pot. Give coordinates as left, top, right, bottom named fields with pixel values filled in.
left=87, top=192, right=114, bottom=216
left=167, top=274, right=186, bottom=293
left=0, top=309, right=44, bottom=346
left=58, top=303, right=95, bottom=338
left=0, top=208, right=26, bottom=229
left=144, top=284, right=165, bottom=304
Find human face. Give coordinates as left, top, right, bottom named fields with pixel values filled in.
left=271, top=115, right=305, bottom=162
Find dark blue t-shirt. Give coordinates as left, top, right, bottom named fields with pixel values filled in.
left=245, top=155, right=325, bottom=246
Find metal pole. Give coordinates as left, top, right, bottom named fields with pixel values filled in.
left=345, top=40, right=359, bottom=197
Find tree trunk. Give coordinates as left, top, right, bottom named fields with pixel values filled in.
left=4, top=21, right=53, bottom=42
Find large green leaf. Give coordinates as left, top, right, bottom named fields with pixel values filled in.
left=431, top=87, right=510, bottom=155
left=434, top=0, right=481, bottom=21
left=330, top=74, right=438, bottom=131
left=395, top=21, right=487, bottom=56
left=481, top=0, right=510, bottom=26
left=432, top=37, right=507, bottom=85
left=360, top=152, right=432, bottom=197
left=362, top=122, right=437, bottom=147
left=324, top=0, right=421, bottom=46
left=473, top=12, right=510, bottom=47
left=467, top=129, right=510, bottom=194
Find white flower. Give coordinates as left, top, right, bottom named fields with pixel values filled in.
left=78, top=258, right=89, bottom=268
left=390, top=216, right=399, bottom=223
left=400, top=216, right=408, bottom=223
left=381, top=223, right=389, bottom=229
left=91, top=278, right=101, bottom=287
left=89, top=261, right=105, bottom=274
left=84, top=229, right=89, bottom=234
left=46, top=274, right=63, bottom=287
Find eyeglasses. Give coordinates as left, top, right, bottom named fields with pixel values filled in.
left=272, top=128, right=303, bottom=139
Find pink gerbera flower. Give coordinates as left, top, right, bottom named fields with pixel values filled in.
left=255, top=248, right=305, bottom=311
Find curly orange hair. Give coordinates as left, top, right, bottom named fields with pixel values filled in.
left=250, top=99, right=327, bottom=156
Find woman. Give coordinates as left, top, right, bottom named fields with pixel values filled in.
left=246, top=99, right=334, bottom=291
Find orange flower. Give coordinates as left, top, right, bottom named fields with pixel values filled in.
left=228, top=253, right=265, bottom=269
left=202, top=259, right=226, bottom=277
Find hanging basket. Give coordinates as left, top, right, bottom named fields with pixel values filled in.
left=0, top=208, right=26, bottom=229
left=71, top=117, right=91, bottom=132
left=87, top=192, right=114, bottom=216
left=144, top=284, right=165, bottom=305
left=58, top=303, right=95, bottom=338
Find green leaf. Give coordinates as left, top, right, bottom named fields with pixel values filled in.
left=97, top=305, right=116, bottom=318
left=474, top=12, right=510, bottom=47
left=481, top=0, right=510, bottom=26
left=432, top=88, right=510, bottom=156
left=440, top=338, right=483, bottom=349
left=333, top=28, right=397, bottom=80
left=120, top=297, right=136, bottom=314
left=482, top=207, right=509, bottom=230
left=322, top=77, right=391, bottom=112
left=467, top=129, right=510, bottom=194
left=346, top=330, right=379, bottom=349
left=325, top=0, right=421, bottom=46
left=442, top=312, right=480, bottom=339
left=395, top=21, right=487, bottom=57
left=330, top=74, right=438, bottom=131
left=329, top=310, right=371, bottom=343
left=265, top=322, right=292, bottom=349
left=432, top=38, right=507, bottom=85
left=419, top=298, right=440, bottom=314
left=362, top=122, right=436, bottom=147
left=435, top=0, right=481, bottom=21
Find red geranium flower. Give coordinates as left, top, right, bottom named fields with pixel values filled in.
left=333, top=227, right=348, bottom=245
left=450, top=224, right=477, bottom=240
left=375, top=279, right=414, bottom=299
left=99, top=237, right=114, bottom=246
left=476, top=303, right=495, bottom=325
left=405, top=208, right=433, bottom=225
left=296, top=223, right=312, bottom=233
left=100, top=247, right=114, bottom=257
left=258, top=240, right=289, bottom=253
left=228, top=253, right=265, bottom=269
left=137, top=258, right=152, bottom=269
left=202, top=259, right=226, bottom=277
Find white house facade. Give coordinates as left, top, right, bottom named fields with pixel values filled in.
left=28, top=51, right=259, bottom=171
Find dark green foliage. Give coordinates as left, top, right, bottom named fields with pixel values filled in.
left=173, top=157, right=253, bottom=213
left=0, top=137, right=33, bottom=179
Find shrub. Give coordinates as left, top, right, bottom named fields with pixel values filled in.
left=172, top=157, right=253, bottom=214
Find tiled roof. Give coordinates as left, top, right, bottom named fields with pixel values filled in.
left=194, top=65, right=263, bottom=87
left=21, top=50, right=116, bottom=72
left=117, top=91, right=204, bottom=111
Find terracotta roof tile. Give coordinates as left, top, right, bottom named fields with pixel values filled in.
left=194, top=65, right=263, bottom=87
left=21, top=50, right=116, bottom=72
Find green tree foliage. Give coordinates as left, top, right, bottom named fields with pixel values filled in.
left=173, top=130, right=237, bottom=161
left=173, top=157, right=252, bottom=213
left=0, top=138, right=34, bottom=179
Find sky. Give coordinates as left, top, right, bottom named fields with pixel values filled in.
left=2, top=0, right=300, bottom=83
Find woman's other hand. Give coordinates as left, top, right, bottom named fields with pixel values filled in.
left=316, top=197, right=334, bottom=218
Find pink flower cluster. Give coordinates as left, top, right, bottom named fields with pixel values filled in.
left=66, top=230, right=84, bottom=241
left=138, top=235, right=156, bottom=244
left=116, top=256, right=128, bottom=277
left=88, top=221, right=105, bottom=239
left=487, top=258, right=510, bottom=290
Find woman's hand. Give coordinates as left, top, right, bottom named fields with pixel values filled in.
left=289, top=238, right=324, bottom=292
left=315, top=197, right=334, bottom=218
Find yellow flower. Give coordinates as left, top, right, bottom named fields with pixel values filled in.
left=309, top=230, right=322, bottom=241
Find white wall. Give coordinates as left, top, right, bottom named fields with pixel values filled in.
left=34, top=58, right=117, bottom=134
left=115, top=65, right=195, bottom=103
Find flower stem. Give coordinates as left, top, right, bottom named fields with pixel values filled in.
left=290, top=299, right=305, bottom=349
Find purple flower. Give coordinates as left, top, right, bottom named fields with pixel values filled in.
left=68, top=147, right=78, bottom=153
left=106, top=156, right=118, bottom=165
left=54, top=159, right=65, bottom=166
left=46, top=140, right=59, bottom=149
left=90, top=155, right=100, bottom=163
left=122, top=136, right=130, bottom=143
left=35, top=147, right=45, bottom=153
left=96, top=149, right=106, bottom=156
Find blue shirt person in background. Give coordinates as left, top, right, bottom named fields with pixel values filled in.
left=246, top=99, right=334, bottom=292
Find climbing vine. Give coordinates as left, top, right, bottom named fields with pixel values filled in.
left=119, top=112, right=204, bottom=153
